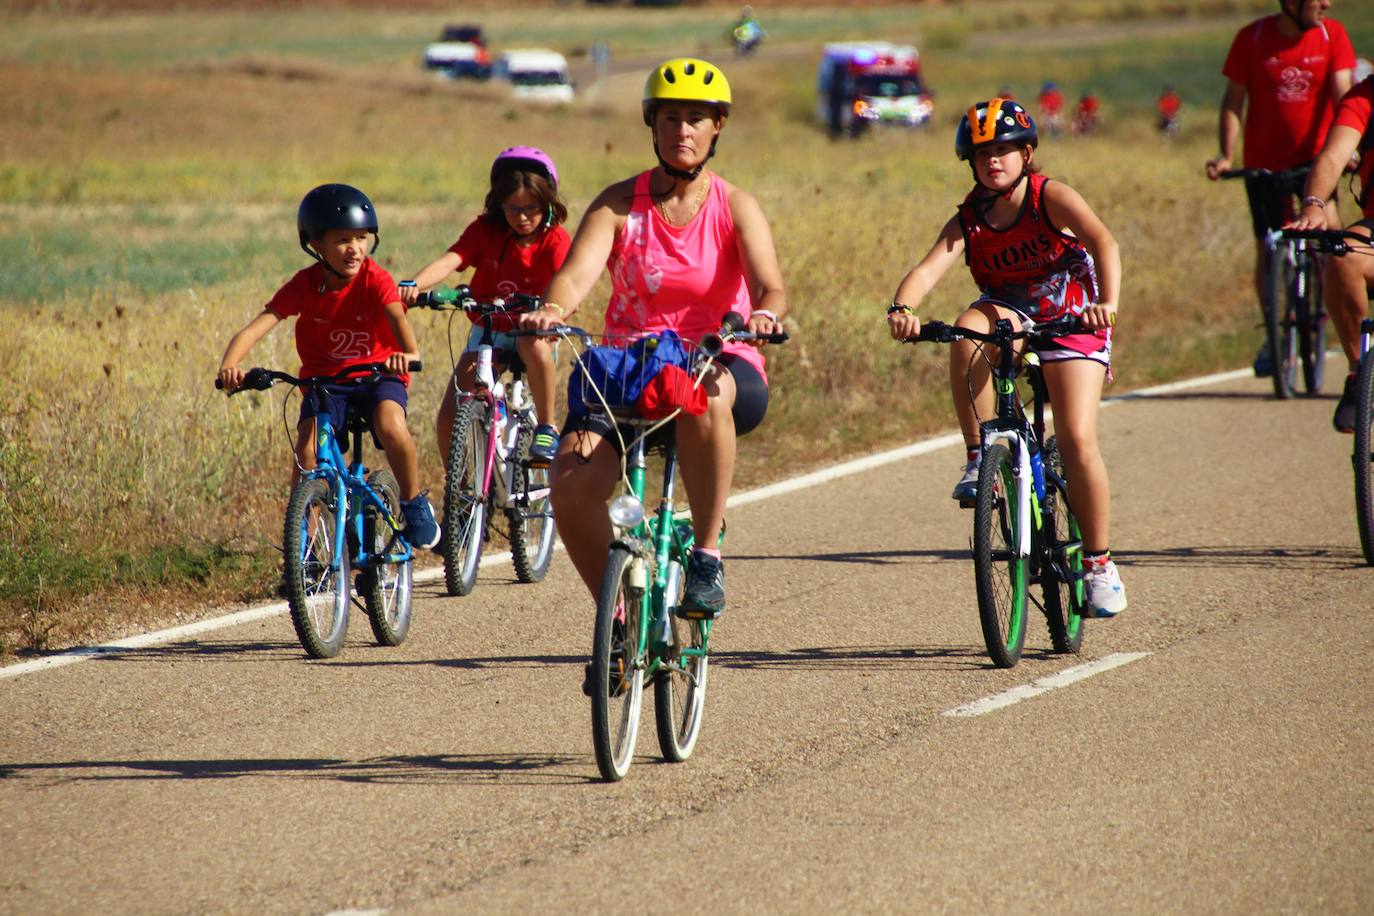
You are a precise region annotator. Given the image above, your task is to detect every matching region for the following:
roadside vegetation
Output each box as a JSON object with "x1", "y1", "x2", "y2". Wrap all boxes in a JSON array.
[{"x1": 1, "y1": 0, "x2": 1369, "y2": 655}]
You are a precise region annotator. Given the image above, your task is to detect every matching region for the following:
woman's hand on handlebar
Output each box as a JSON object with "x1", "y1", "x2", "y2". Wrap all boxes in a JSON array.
[
  {"x1": 746, "y1": 309, "x2": 783, "y2": 346},
  {"x1": 887, "y1": 308, "x2": 921, "y2": 341},
  {"x1": 1078, "y1": 301, "x2": 1117, "y2": 331},
  {"x1": 1284, "y1": 206, "x2": 1331, "y2": 233}
]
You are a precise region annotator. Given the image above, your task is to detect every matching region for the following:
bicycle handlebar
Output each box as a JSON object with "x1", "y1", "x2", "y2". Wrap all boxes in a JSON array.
[
  {"x1": 414, "y1": 285, "x2": 543, "y2": 314},
  {"x1": 1218, "y1": 166, "x2": 1310, "y2": 182},
  {"x1": 215, "y1": 360, "x2": 422, "y2": 393},
  {"x1": 904, "y1": 314, "x2": 1087, "y2": 346},
  {"x1": 1269, "y1": 227, "x2": 1374, "y2": 257}
]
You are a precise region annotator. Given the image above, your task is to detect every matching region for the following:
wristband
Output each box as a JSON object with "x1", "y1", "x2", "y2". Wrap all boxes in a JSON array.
[
  {"x1": 544, "y1": 302, "x2": 565, "y2": 316},
  {"x1": 887, "y1": 302, "x2": 914, "y2": 315},
  {"x1": 1301, "y1": 195, "x2": 1327, "y2": 210},
  {"x1": 750, "y1": 308, "x2": 778, "y2": 322},
  {"x1": 398, "y1": 280, "x2": 417, "y2": 288}
]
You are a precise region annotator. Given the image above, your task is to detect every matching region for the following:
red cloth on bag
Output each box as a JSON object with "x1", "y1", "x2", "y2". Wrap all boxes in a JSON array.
[{"x1": 636, "y1": 364, "x2": 707, "y2": 419}]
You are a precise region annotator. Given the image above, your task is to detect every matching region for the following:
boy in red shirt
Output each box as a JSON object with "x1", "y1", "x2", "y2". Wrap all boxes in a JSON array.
[
  {"x1": 1158, "y1": 85, "x2": 1182, "y2": 135},
  {"x1": 401, "y1": 147, "x2": 571, "y2": 467},
  {"x1": 217, "y1": 183, "x2": 440, "y2": 548},
  {"x1": 1205, "y1": 0, "x2": 1355, "y2": 375},
  {"x1": 1289, "y1": 74, "x2": 1374, "y2": 431}
]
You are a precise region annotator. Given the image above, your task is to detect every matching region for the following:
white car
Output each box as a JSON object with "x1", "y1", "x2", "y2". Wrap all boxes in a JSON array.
[{"x1": 496, "y1": 49, "x2": 574, "y2": 103}]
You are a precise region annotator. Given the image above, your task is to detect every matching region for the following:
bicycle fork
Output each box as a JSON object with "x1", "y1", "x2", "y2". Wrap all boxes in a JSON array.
[{"x1": 983, "y1": 429, "x2": 1042, "y2": 558}]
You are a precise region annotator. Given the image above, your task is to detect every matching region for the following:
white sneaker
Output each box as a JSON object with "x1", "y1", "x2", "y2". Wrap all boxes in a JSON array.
[
  {"x1": 951, "y1": 458, "x2": 980, "y2": 502},
  {"x1": 1086, "y1": 560, "x2": 1127, "y2": 618}
]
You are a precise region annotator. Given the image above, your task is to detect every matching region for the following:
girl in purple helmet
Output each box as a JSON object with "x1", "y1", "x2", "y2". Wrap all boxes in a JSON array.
[{"x1": 400, "y1": 146, "x2": 571, "y2": 466}]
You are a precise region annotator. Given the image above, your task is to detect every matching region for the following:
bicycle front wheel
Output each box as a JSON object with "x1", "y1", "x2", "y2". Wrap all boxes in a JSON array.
[
  {"x1": 591, "y1": 546, "x2": 645, "y2": 781},
  {"x1": 1040, "y1": 440, "x2": 1086, "y2": 654},
  {"x1": 1354, "y1": 353, "x2": 1374, "y2": 565},
  {"x1": 1265, "y1": 247, "x2": 1298, "y2": 399},
  {"x1": 973, "y1": 443, "x2": 1029, "y2": 668},
  {"x1": 654, "y1": 559, "x2": 708, "y2": 762},
  {"x1": 283, "y1": 478, "x2": 350, "y2": 659},
  {"x1": 443, "y1": 399, "x2": 489, "y2": 596},
  {"x1": 1297, "y1": 260, "x2": 1327, "y2": 396},
  {"x1": 362, "y1": 469, "x2": 413, "y2": 646},
  {"x1": 508, "y1": 412, "x2": 557, "y2": 583}
]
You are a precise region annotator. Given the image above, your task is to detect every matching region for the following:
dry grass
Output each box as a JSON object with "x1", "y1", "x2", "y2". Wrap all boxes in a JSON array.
[{"x1": 3, "y1": 0, "x2": 1352, "y2": 656}]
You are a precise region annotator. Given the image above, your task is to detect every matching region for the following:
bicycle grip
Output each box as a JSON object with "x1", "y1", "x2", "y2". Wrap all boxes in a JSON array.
[
  {"x1": 408, "y1": 360, "x2": 423, "y2": 373},
  {"x1": 214, "y1": 378, "x2": 224, "y2": 390}
]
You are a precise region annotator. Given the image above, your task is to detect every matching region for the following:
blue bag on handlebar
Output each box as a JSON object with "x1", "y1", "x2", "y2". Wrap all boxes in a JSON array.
[{"x1": 568, "y1": 331, "x2": 692, "y2": 416}]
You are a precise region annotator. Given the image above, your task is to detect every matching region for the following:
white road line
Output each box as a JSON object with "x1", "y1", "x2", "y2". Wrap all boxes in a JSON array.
[
  {"x1": 942, "y1": 652, "x2": 1152, "y2": 717},
  {"x1": 1, "y1": 363, "x2": 1257, "y2": 680}
]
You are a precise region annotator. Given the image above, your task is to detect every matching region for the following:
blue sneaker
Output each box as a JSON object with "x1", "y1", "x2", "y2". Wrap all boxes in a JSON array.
[
  {"x1": 527, "y1": 424, "x2": 559, "y2": 467},
  {"x1": 1253, "y1": 340, "x2": 1273, "y2": 378},
  {"x1": 400, "y1": 493, "x2": 441, "y2": 549}
]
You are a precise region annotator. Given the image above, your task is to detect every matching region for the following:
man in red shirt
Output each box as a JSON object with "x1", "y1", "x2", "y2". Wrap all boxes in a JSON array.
[
  {"x1": 1289, "y1": 75, "x2": 1374, "y2": 431},
  {"x1": 1205, "y1": 0, "x2": 1355, "y2": 375}
]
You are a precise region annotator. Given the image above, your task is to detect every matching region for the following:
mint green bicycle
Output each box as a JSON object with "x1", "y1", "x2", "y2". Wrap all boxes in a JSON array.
[{"x1": 574, "y1": 314, "x2": 786, "y2": 781}]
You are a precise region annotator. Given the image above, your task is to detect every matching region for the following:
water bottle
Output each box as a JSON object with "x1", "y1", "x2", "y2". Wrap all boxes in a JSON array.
[{"x1": 1029, "y1": 445, "x2": 1045, "y2": 504}]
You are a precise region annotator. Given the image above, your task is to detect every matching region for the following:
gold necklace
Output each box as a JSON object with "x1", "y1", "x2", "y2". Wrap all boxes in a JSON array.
[{"x1": 657, "y1": 174, "x2": 710, "y2": 227}]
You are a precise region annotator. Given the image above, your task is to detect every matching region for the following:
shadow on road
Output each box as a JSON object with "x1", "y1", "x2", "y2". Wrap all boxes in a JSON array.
[
  {"x1": 730, "y1": 548, "x2": 967, "y2": 566},
  {"x1": 1118, "y1": 544, "x2": 1359, "y2": 570},
  {"x1": 0, "y1": 752, "x2": 592, "y2": 786},
  {"x1": 713, "y1": 643, "x2": 1015, "y2": 672}
]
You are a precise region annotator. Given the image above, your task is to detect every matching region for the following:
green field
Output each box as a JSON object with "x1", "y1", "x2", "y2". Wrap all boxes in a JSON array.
[{"x1": 2, "y1": 0, "x2": 1370, "y2": 654}]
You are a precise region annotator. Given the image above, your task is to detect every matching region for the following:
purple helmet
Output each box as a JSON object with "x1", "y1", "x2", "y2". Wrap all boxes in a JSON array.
[{"x1": 491, "y1": 146, "x2": 558, "y2": 189}]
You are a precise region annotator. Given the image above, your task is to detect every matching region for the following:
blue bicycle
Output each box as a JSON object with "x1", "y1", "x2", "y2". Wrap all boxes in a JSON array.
[{"x1": 220, "y1": 362, "x2": 420, "y2": 658}]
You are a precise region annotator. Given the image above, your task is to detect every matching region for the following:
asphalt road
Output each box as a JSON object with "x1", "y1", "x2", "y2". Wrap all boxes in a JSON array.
[{"x1": 3, "y1": 358, "x2": 1371, "y2": 914}]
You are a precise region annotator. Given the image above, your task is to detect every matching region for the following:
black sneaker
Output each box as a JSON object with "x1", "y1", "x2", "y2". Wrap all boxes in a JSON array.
[
  {"x1": 677, "y1": 552, "x2": 725, "y2": 620},
  {"x1": 1253, "y1": 340, "x2": 1273, "y2": 378},
  {"x1": 1334, "y1": 373, "x2": 1359, "y2": 434},
  {"x1": 527, "y1": 424, "x2": 559, "y2": 467}
]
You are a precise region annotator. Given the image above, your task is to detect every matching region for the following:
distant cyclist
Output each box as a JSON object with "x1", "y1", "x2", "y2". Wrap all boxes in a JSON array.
[
  {"x1": 1287, "y1": 71, "x2": 1374, "y2": 431},
  {"x1": 1038, "y1": 81, "x2": 1064, "y2": 137},
  {"x1": 1204, "y1": 0, "x2": 1355, "y2": 377},
  {"x1": 1158, "y1": 84, "x2": 1182, "y2": 137},
  {"x1": 531, "y1": 58, "x2": 788, "y2": 620},
  {"x1": 885, "y1": 99, "x2": 1127, "y2": 618},
  {"x1": 731, "y1": 5, "x2": 764, "y2": 55},
  {"x1": 1073, "y1": 91, "x2": 1101, "y2": 135}
]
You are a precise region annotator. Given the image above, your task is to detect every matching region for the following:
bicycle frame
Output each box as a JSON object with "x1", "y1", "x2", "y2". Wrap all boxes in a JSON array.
[{"x1": 303, "y1": 409, "x2": 413, "y2": 576}]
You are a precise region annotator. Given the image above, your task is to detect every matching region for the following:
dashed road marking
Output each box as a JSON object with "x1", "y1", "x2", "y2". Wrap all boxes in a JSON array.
[{"x1": 942, "y1": 652, "x2": 1152, "y2": 717}]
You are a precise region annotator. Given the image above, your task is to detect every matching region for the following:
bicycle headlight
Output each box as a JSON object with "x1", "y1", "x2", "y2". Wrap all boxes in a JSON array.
[{"x1": 608, "y1": 495, "x2": 645, "y2": 529}]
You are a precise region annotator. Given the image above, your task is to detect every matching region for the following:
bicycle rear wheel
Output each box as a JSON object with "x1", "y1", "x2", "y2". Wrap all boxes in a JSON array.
[
  {"x1": 361, "y1": 469, "x2": 412, "y2": 646},
  {"x1": 654, "y1": 559, "x2": 708, "y2": 762},
  {"x1": 1353, "y1": 352, "x2": 1374, "y2": 565},
  {"x1": 508, "y1": 412, "x2": 557, "y2": 583},
  {"x1": 973, "y1": 443, "x2": 1029, "y2": 668},
  {"x1": 1039, "y1": 440, "x2": 1086, "y2": 654},
  {"x1": 1265, "y1": 246, "x2": 1298, "y2": 399},
  {"x1": 443, "y1": 399, "x2": 489, "y2": 596},
  {"x1": 591, "y1": 546, "x2": 645, "y2": 781},
  {"x1": 283, "y1": 478, "x2": 350, "y2": 659}
]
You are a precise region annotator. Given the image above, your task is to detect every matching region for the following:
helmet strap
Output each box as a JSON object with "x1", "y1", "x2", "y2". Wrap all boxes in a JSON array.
[
  {"x1": 1278, "y1": 1, "x2": 1308, "y2": 31},
  {"x1": 651, "y1": 133, "x2": 718, "y2": 182},
  {"x1": 301, "y1": 232, "x2": 378, "y2": 280}
]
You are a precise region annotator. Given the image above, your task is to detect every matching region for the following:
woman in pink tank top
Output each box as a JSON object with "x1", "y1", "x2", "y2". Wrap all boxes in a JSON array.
[{"x1": 525, "y1": 57, "x2": 788, "y2": 619}]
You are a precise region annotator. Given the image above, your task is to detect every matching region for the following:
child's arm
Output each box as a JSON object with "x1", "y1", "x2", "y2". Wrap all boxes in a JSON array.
[
  {"x1": 1043, "y1": 182, "x2": 1120, "y2": 330},
  {"x1": 383, "y1": 300, "x2": 422, "y2": 375},
  {"x1": 887, "y1": 216, "x2": 965, "y2": 340},
  {"x1": 217, "y1": 309, "x2": 281, "y2": 391},
  {"x1": 400, "y1": 251, "x2": 463, "y2": 307}
]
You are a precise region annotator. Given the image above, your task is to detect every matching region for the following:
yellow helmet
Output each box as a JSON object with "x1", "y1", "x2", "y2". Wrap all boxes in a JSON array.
[{"x1": 642, "y1": 57, "x2": 732, "y2": 126}]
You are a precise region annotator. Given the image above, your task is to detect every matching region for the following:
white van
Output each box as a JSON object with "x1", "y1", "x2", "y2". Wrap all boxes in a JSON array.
[{"x1": 496, "y1": 49, "x2": 574, "y2": 103}]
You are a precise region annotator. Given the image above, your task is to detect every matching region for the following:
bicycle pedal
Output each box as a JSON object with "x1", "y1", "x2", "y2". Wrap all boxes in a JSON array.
[{"x1": 674, "y1": 606, "x2": 718, "y2": 622}]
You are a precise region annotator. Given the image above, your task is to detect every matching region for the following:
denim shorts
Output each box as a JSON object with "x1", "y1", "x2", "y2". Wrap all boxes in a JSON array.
[{"x1": 298, "y1": 376, "x2": 408, "y2": 434}]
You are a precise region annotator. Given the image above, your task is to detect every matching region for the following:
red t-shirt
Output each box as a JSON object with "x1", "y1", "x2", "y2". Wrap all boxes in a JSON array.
[
  {"x1": 1222, "y1": 15, "x2": 1356, "y2": 170},
  {"x1": 1038, "y1": 89, "x2": 1063, "y2": 115},
  {"x1": 448, "y1": 218, "x2": 572, "y2": 331},
  {"x1": 1158, "y1": 92, "x2": 1181, "y2": 118},
  {"x1": 265, "y1": 258, "x2": 405, "y2": 380},
  {"x1": 1334, "y1": 76, "x2": 1374, "y2": 218}
]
